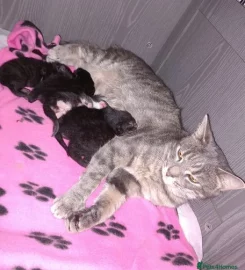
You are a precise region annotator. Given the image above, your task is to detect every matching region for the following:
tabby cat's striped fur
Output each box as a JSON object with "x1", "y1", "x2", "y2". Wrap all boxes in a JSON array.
[{"x1": 47, "y1": 43, "x2": 245, "y2": 233}]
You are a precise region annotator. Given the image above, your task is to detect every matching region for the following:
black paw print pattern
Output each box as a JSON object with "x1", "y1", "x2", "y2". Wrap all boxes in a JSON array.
[
  {"x1": 15, "y1": 142, "x2": 47, "y2": 161},
  {"x1": 27, "y1": 232, "x2": 72, "y2": 250},
  {"x1": 157, "y1": 221, "x2": 180, "y2": 240},
  {"x1": 32, "y1": 49, "x2": 45, "y2": 59},
  {"x1": 13, "y1": 266, "x2": 43, "y2": 270},
  {"x1": 9, "y1": 47, "x2": 25, "y2": 58},
  {"x1": 161, "y1": 252, "x2": 194, "y2": 266},
  {"x1": 19, "y1": 181, "x2": 55, "y2": 202},
  {"x1": 91, "y1": 216, "x2": 127, "y2": 238},
  {"x1": 0, "y1": 187, "x2": 8, "y2": 216},
  {"x1": 16, "y1": 106, "x2": 44, "y2": 124}
]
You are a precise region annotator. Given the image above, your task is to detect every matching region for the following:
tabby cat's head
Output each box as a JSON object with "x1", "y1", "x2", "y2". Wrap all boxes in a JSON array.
[{"x1": 162, "y1": 115, "x2": 245, "y2": 202}]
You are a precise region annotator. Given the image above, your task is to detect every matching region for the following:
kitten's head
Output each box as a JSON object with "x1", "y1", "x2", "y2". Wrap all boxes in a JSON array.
[
  {"x1": 74, "y1": 68, "x2": 95, "y2": 96},
  {"x1": 41, "y1": 62, "x2": 72, "y2": 80},
  {"x1": 162, "y1": 115, "x2": 245, "y2": 204},
  {"x1": 54, "y1": 63, "x2": 73, "y2": 78}
]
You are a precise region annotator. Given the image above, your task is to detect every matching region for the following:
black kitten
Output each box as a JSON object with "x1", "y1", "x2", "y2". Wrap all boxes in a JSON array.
[
  {"x1": 31, "y1": 68, "x2": 106, "y2": 135},
  {"x1": 28, "y1": 67, "x2": 96, "y2": 103},
  {"x1": 0, "y1": 57, "x2": 71, "y2": 98},
  {"x1": 55, "y1": 106, "x2": 137, "y2": 167}
]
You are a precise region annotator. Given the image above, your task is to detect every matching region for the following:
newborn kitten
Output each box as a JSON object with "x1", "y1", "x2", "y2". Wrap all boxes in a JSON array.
[
  {"x1": 47, "y1": 43, "x2": 245, "y2": 233},
  {"x1": 55, "y1": 105, "x2": 136, "y2": 167},
  {"x1": 28, "y1": 67, "x2": 96, "y2": 104},
  {"x1": 0, "y1": 57, "x2": 71, "y2": 98},
  {"x1": 30, "y1": 67, "x2": 107, "y2": 136},
  {"x1": 55, "y1": 106, "x2": 114, "y2": 167}
]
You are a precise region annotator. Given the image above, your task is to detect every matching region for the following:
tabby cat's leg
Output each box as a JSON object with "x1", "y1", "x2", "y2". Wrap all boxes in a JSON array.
[
  {"x1": 65, "y1": 167, "x2": 141, "y2": 232},
  {"x1": 47, "y1": 43, "x2": 106, "y2": 69},
  {"x1": 51, "y1": 137, "x2": 131, "y2": 219}
]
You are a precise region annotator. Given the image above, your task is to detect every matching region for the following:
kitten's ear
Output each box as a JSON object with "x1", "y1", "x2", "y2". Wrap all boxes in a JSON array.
[
  {"x1": 58, "y1": 64, "x2": 68, "y2": 73},
  {"x1": 193, "y1": 115, "x2": 214, "y2": 145},
  {"x1": 58, "y1": 65, "x2": 72, "y2": 78},
  {"x1": 218, "y1": 168, "x2": 245, "y2": 191}
]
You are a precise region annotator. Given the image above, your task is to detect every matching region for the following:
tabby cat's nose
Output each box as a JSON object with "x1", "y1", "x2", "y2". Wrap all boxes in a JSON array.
[{"x1": 166, "y1": 166, "x2": 180, "y2": 177}]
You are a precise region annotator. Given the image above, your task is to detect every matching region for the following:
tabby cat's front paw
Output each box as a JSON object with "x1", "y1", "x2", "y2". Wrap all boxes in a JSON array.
[
  {"x1": 51, "y1": 191, "x2": 84, "y2": 219},
  {"x1": 65, "y1": 205, "x2": 102, "y2": 233}
]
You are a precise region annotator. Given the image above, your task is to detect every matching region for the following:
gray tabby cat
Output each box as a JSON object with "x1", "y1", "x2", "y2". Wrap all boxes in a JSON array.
[{"x1": 47, "y1": 43, "x2": 245, "y2": 233}]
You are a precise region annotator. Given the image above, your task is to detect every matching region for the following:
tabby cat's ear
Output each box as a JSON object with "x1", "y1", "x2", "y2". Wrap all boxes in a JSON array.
[
  {"x1": 193, "y1": 115, "x2": 214, "y2": 145},
  {"x1": 218, "y1": 168, "x2": 245, "y2": 191}
]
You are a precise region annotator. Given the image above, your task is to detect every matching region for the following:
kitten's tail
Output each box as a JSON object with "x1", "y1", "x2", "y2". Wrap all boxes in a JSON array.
[{"x1": 42, "y1": 103, "x2": 60, "y2": 136}]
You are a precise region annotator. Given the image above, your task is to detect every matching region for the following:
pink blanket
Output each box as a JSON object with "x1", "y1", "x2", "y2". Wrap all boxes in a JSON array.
[{"x1": 0, "y1": 21, "x2": 198, "y2": 270}]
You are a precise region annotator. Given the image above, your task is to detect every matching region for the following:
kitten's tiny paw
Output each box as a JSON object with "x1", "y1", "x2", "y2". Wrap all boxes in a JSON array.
[
  {"x1": 51, "y1": 192, "x2": 84, "y2": 219},
  {"x1": 92, "y1": 100, "x2": 107, "y2": 110},
  {"x1": 22, "y1": 88, "x2": 31, "y2": 95},
  {"x1": 80, "y1": 98, "x2": 93, "y2": 108},
  {"x1": 99, "y1": 101, "x2": 107, "y2": 109}
]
